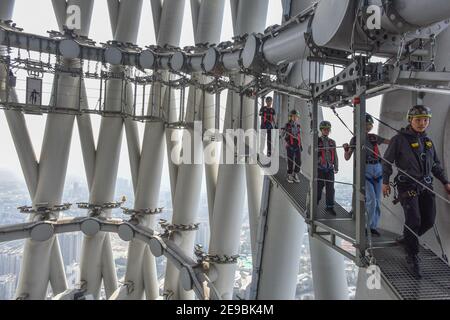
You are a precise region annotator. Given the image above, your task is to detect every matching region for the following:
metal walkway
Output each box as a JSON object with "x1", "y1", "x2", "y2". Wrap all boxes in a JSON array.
[{"x1": 260, "y1": 156, "x2": 450, "y2": 300}]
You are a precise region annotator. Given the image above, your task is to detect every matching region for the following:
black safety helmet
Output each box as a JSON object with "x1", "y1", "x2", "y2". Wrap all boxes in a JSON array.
[
  {"x1": 407, "y1": 105, "x2": 432, "y2": 121},
  {"x1": 319, "y1": 121, "x2": 332, "y2": 129},
  {"x1": 366, "y1": 114, "x2": 374, "y2": 125}
]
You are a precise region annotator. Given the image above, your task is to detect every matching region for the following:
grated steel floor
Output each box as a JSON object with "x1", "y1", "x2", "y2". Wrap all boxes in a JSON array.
[
  {"x1": 267, "y1": 157, "x2": 352, "y2": 220},
  {"x1": 372, "y1": 246, "x2": 450, "y2": 300}
]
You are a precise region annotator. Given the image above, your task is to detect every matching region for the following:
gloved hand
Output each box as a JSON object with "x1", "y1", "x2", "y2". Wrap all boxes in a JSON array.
[
  {"x1": 445, "y1": 183, "x2": 450, "y2": 195},
  {"x1": 382, "y1": 184, "x2": 391, "y2": 198}
]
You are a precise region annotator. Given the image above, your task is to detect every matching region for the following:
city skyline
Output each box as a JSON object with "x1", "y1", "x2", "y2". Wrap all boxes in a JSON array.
[{"x1": 0, "y1": 172, "x2": 357, "y2": 300}]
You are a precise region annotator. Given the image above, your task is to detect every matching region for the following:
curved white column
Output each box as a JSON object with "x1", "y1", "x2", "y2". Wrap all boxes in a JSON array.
[
  {"x1": 80, "y1": 0, "x2": 143, "y2": 299},
  {"x1": 208, "y1": 0, "x2": 269, "y2": 300},
  {"x1": 163, "y1": 0, "x2": 225, "y2": 300},
  {"x1": 2, "y1": 0, "x2": 94, "y2": 299},
  {"x1": 115, "y1": 0, "x2": 184, "y2": 300},
  {"x1": 257, "y1": 187, "x2": 306, "y2": 299}
]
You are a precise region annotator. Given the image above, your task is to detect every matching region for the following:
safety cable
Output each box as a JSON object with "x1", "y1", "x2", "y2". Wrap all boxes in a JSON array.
[
  {"x1": 329, "y1": 104, "x2": 450, "y2": 206},
  {"x1": 331, "y1": 107, "x2": 354, "y2": 135}
]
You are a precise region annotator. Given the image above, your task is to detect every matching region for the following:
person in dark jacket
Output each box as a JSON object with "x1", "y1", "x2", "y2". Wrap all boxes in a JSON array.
[
  {"x1": 317, "y1": 121, "x2": 338, "y2": 215},
  {"x1": 382, "y1": 105, "x2": 450, "y2": 279},
  {"x1": 283, "y1": 110, "x2": 302, "y2": 184},
  {"x1": 259, "y1": 96, "x2": 276, "y2": 157},
  {"x1": 343, "y1": 114, "x2": 390, "y2": 236}
]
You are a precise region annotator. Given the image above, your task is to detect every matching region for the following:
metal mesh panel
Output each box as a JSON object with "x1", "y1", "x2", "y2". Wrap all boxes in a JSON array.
[{"x1": 373, "y1": 247, "x2": 450, "y2": 300}]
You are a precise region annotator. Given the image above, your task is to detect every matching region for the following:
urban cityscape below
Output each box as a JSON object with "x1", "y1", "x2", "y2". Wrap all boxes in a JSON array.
[{"x1": 0, "y1": 168, "x2": 357, "y2": 300}]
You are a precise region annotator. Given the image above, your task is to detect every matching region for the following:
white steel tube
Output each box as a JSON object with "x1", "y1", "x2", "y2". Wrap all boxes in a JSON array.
[
  {"x1": 117, "y1": 0, "x2": 185, "y2": 300},
  {"x1": 13, "y1": 0, "x2": 95, "y2": 299},
  {"x1": 0, "y1": 1, "x2": 38, "y2": 201},
  {"x1": 80, "y1": 0, "x2": 142, "y2": 299},
  {"x1": 163, "y1": 0, "x2": 225, "y2": 300},
  {"x1": 208, "y1": 0, "x2": 269, "y2": 300},
  {"x1": 257, "y1": 187, "x2": 306, "y2": 299}
]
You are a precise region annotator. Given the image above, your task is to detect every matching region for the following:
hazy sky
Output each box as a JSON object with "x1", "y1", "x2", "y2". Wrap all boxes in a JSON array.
[{"x1": 0, "y1": 0, "x2": 382, "y2": 187}]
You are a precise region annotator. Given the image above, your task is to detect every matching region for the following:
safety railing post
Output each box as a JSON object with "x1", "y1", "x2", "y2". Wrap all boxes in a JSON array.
[
  {"x1": 309, "y1": 98, "x2": 319, "y2": 236},
  {"x1": 354, "y1": 93, "x2": 367, "y2": 266}
]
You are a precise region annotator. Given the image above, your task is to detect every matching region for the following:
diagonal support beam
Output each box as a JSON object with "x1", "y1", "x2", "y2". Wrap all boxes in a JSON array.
[
  {"x1": 107, "y1": 0, "x2": 120, "y2": 37},
  {"x1": 81, "y1": 0, "x2": 143, "y2": 299},
  {"x1": 150, "y1": 0, "x2": 162, "y2": 38}
]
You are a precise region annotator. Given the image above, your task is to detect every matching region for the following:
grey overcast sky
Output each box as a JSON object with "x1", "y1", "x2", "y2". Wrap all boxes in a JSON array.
[{"x1": 0, "y1": 0, "x2": 381, "y2": 186}]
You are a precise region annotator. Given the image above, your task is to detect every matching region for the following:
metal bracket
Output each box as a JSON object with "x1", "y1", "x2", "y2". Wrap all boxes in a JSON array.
[
  {"x1": 122, "y1": 207, "x2": 163, "y2": 216},
  {"x1": 18, "y1": 203, "x2": 72, "y2": 216},
  {"x1": 194, "y1": 244, "x2": 239, "y2": 264},
  {"x1": 159, "y1": 219, "x2": 200, "y2": 232},
  {"x1": 122, "y1": 207, "x2": 163, "y2": 224},
  {"x1": 77, "y1": 199, "x2": 125, "y2": 217}
]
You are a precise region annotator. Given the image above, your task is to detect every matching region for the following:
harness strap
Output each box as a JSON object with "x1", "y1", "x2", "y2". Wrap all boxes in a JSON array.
[{"x1": 393, "y1": 189, "x2": 419, "y2": 205}]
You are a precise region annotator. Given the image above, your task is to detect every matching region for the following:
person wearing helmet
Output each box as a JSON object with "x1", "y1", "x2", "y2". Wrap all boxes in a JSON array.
[
  {"x1": 317, "y1": 120, "x2": 339, "y2": 215},
  {"x1": 283, "y1": 110, "x2": 302, "y2": 183},
  {"x1": 259, "y1": 96, "x2": 276, "y2": 157},
  {"x1": 343, "y1": 114, "x2": 390, "y2": 236},
  {"x1": 382, "y1": 105, "x2": 450, "y2": 279}
]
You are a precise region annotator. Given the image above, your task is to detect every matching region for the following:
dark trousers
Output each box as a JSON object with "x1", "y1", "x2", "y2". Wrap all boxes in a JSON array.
[
  {"x1": 317, "y1": 169, "x2": 335, "y2": 208},
  {"x1": 286, "y1": 146, "x2": 301, "y2": 174},
  {"x1": 398, "y1": 185, "x2": 436, "y2": 256}
]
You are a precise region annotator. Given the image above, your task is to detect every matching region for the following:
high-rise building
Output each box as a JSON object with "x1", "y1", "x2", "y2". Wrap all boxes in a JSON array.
[
  {"x1": 65, "y1": 262, "x2": 80, "y2": 289},
  {"x1": 0, "y1": 247, "x2": 22, "y2": 284},
  {"x1": 0, "y1": 274, "x2": 16, "y2": 300}
]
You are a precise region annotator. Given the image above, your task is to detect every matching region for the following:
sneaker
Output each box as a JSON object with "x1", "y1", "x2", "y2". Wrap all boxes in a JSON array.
[
  {"x1": 326, "y1": 207, "x2": 337, "y2": 215},
  {"x1": 287, "y1": 174, "x2": 294, "y2": 184},
  {"x1": 293, "y1": 173, "x2": 300, "y2": 183},
  {"x1": 371, "y1": 229, "x2": 381, "y2": 237},
  {"x1": 406, "y1": 255, "x2": 422, "y2": 280}
]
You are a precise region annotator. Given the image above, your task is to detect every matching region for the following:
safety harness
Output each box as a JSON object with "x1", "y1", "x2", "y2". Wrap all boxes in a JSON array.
[
  {"x1": 367, "y1": 134, "x2": 380, "y2": 160},
  {"x1": 318, "y1": 137, "x2": 335, "y2": 167},
  {"x1": 286, "y1": 122, "x2": 302, "y2": 147},
  {"x1": 393, "y1": 133, "x2": 435, "y2": 204},
  {"x1": 261, "y1": 107, "x2": 274, "y2": 125}
]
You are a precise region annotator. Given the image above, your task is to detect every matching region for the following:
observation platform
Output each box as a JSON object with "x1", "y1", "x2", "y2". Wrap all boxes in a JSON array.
[{"x1": 259, "y1": 156, "x2": 450, "y2": 300}]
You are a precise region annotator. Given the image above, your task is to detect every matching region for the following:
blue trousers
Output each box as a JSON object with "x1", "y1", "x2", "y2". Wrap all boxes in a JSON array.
[{"x1": 365, "y1": 163, "x2": 383, "y2": 229}]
